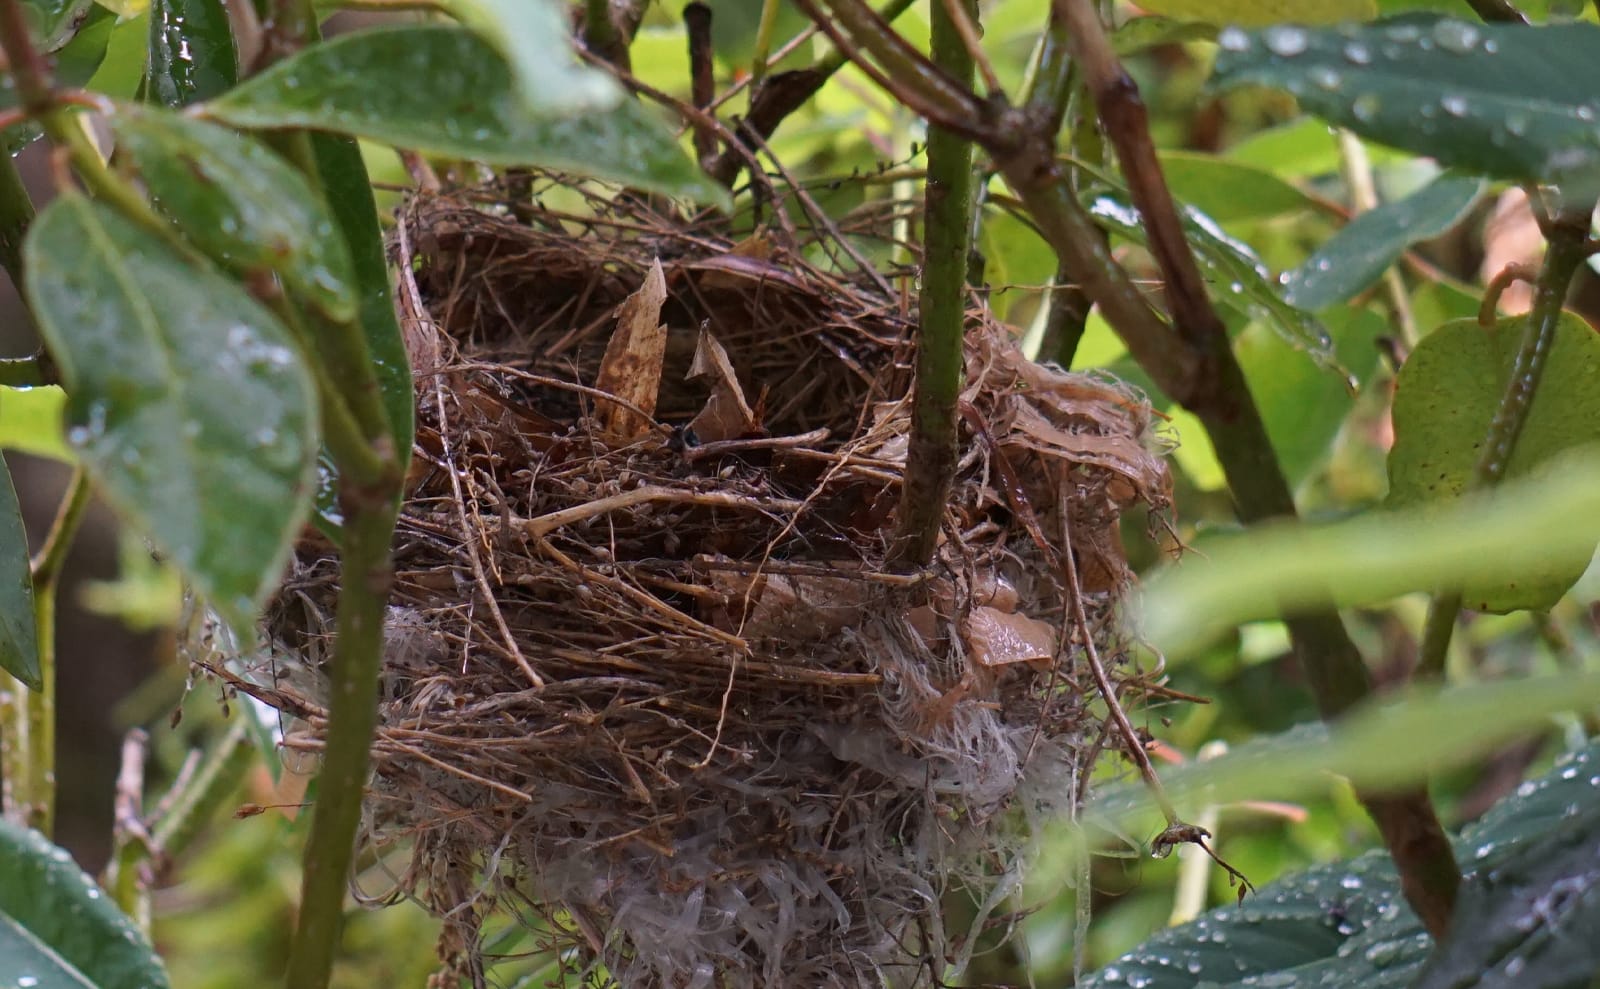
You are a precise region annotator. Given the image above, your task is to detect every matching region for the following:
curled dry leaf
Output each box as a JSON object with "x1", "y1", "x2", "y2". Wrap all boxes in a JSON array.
[
  {"x1": 963, "y1": 606, "x2": 1058, "y2": 669},
  {"x1": 594, "y1": 257, "x2": 668, "y2": 442},
  {"x1": 686, "y1": 326, "x2": 760, "y2": 442}
]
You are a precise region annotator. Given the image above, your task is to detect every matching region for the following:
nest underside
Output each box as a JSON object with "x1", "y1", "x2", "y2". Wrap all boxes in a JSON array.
[{"x1": 240, "y1": 177, "x2": 1174, "y2": 988}]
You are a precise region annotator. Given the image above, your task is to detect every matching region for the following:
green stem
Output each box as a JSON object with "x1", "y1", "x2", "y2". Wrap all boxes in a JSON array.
[
  {"x1": 0, "y1": 150, "x2": 34, "y2": 282},
  {"x1": 282, "y1": 494, "x2": 396, "y2": 989},
  {"x1": 1417, "y1": 591, "x2": 1462, "y2": 681},
  {"x1": 150, "y1": 718, "x2": 254, "y2": 859},
  {"x1": 22, "y1": 467, "x2": 89, "y2": 836},
  {"x1": 890, "y1": 0, "x2": 976, "y2": 568},
  {"x1": 1415, "y1": 214, "x2": 1587, "y2": 681},
  {"x1": 750, "y1": 0, "x2": 781, "y2": 90}
]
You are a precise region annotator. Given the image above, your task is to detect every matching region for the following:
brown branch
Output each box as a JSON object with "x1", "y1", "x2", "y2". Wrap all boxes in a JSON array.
[
  {"x1": 1463, "y1": 0, "x2": 1529, "y2": 23},
  {"x1": 684, "y1": 2, "x2": 718, "y2": 167}
]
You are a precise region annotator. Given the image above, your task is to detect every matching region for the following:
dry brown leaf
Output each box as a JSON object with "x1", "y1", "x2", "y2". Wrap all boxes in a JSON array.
[
  {"x1": 594, "y1": 258, "x2": 669, "y2": 442},
  {"x1": 686, "y1": 326, "x2": 760, "y2": 442},
  {"x1": 1002, "y1": 400, "x2": 1171, "y2": 506},
  {"x1": 962, "y1": 606, "x2": 1057, "y2": 668}
]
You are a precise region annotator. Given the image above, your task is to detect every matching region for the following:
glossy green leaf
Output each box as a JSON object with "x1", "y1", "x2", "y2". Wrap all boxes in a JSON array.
[
  {"x1": 23, "y1": 195, "x2": 317, "y2": 634},
  {"x1": 1142, "y1": 450, "x2": 1600, "y2": 658},
  {"x1": 0, "y1": 454, "x2": 38, "y2": 689},
  {"x1": 1212, "y1": 18, "x2": 1600, "y2": 199},
  {"x1": 0, "y1": 818, "x2": 172, "y2": 989},
  {"x1": 1387, "y1": 314, "x2": 1600, "y2": 612},
  {"x1": 1081, "y1": 739, "x2": 1600, "y2": 989},
  {"x1": 1134, "y1": 0, "x2": 1376, "y2": 24},
  {"x1": 146, "y1": 0, "x2": 237, "y2": 107},
  {"x1": 0, "y1": 385, "x2": 69, "y2": 462},
  {"x1": 87, "y1": 9, "x2": 149, "y2": 100},
  {"x1": 1416, "y1": 791, "x2": 1600, "y2": 988},
  {"x1": 109, "y1": 106, "x2": 359, "y2": 323},
  {"x1": 21, "y1": 0, "x2": 94, "y2": 51},
  {"x1": 311, "y1": 133, "x2": 415, "y2": 476},
  {"x1": 1086, "y1": 191, "x2": 1337, "y2": 366},
  {"x1": 1237, "y1": 305, "x2": 1383, "y2": 488},
  {"x1": 442, "y1": 0, "x2": 619, "y2": 115},
  {"x1": 1283, "y1": 174, "x2": 1482, "y2": 312},
  {"x1": 204, "y1": 25, "x2": 726, "y2": 205},
  {"x1": 1160, "y1": 151, "x2": 1318, "y2": 223},
  {"x1": 1, "y1": 5, "x2": 112, "y2": 154}
]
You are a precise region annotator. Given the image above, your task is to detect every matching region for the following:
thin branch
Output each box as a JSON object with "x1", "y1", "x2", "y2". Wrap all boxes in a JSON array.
[
  {"x1": 1463, "y1": 0, "x2": 1529, "y2": 23},
  {"x1": 1417, "y1": 213, "x2": 1589, "y2": 682},
  {"x1": 684, "y1": 3, "x2": 718, "y2": 167},
  {"x1": 707, "y1": 0, "x2": 919, "y2": 189},
  {"x1": 889, "y1": 0, "x2": 976, "y2": 567}
]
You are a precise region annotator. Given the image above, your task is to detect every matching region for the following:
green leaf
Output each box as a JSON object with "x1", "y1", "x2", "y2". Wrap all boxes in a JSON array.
[
  {"x1": 203, "y1": 25, "x2": 727, "y2": 205},
  {"x1": 22, "y1": 195, "x2": 317, "y2": 634},
  {"x1": 0, "y1": 818, "x2": 172, "y2": 989},
  {"x1": 0, "y1": 385, "x2": 69, "y2": 462},
  {"x1": 310, "y1": 133, "x2": 415, "y2": 477},
  {"x1": 1387, "y1": 314, "x2": 1600, "y2": 612},
  {"x1": 87, "y1": 9, "x2": 149, "y2": 100},
  {"x1": 146, "y1": 0, "x2": 237, "y2": 107},
  {"x1": 1081, "y1": 739, "x2": 1600, "y2": 989},
  {"x1": 1134, "y1": 0, "x2": 1376, "y2": 24},
  {"x1": 1160, "y1": 150, "x2": 1319, "y2": 224},
  {"x1": 1237, "y1": 305, "x2": 1383, "y2": 487},
  {"x1": 442, "y1": 0, "x2": 619, "y2": 115},
  {"x1": 109, "y1": 106, "x2": 359, "y2": 323},
  {"x1": 1141, "y1": 450, "x2": 1600, "y2": 658},
  {"x1": 0, "y1": 455, "x2": 38, "y2": 689},
  {"x1": 21, "y1": 0, "x2": 94, "y2": 51},
  {"x1": 1, "y1": 5, "x2": 112, "y2": 154},
  {"x1": 1086, "y1": 191, "x2": 1338, "y2": 367},
  {"x1": 1282, "y1": 173, "x2": 1483, "y2": 312},
  {"x1": 1211, "y1": 18, "x2": 1600, "y2": 199}
]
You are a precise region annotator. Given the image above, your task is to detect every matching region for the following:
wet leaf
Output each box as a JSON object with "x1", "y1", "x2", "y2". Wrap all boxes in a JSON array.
[
  {"x1": 1211, "y1": 17, "x2": 1600, "y2": 200},
  {"x1": 0, "y1": 385, "x2": 69, "y2": 462},
  {"x1": 110, "y1": 106, "x2": 358, "y2": 323},
  {"x1": 0, "y1": 455, "x2": 37, "y2": 689},
  {"x1": 1, "y1": 5, "x2": 113, "y2": 154},
  {"x1": 1237, "y1": 305, "x2": 1383, "y2": 488},
  {"x1": 310, "y1": 133, "x2": 415, "y2": 470},
  {"x1": 442, "y1": 0, "x2": 619, "y2": 115},
  {"x1": 0, "y1": 817, "x2": 172, "y2": 989},
  {"x1": 1160, "y1": 151, "x2": 1318, "y2": 224},
  {"x1": 1387, "y1": 314, "x2": 1600, "y2": 612},
  {"x1": 1282, "y1": 173, "x2": 1484, "y2": 312},
  {"x1": 1134, "y1": 0, "x2": 1376, "y2": 25},
  {"x1": 1081, "y1": 739, "x2": 1600, "y2": 989},
  {"x1": 1141, "y1": 451, "x2": 1600, "y2": 658},
  {"x1": 204, "y1": 25, "x2": 727, "y2": 205},
  {"x1": 21, "y1": 0, "x2": 94, "y2": 50},
  {"x1": 1086, "y1": 190, "x2": 1337, "y2": 366},
  {"x1": 145, "y1": 0, "x2": 236, "y2": 107},
  {"x1": 595, "y1": 259, "x2": 668, "y2": 442},
  {"x1": 23, "y1": 195, "x2": 317, "y2": 634}
]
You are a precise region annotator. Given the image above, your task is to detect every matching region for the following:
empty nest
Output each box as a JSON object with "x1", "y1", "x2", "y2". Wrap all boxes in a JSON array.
[{"x1": 239, "y1": 174, "x2": 1174, "y2": 987}]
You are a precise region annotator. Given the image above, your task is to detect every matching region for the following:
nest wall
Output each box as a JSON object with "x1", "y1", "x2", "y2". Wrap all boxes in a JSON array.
[{"x1": 242, "y1": 177, "x2": 1173, "y2": 988}]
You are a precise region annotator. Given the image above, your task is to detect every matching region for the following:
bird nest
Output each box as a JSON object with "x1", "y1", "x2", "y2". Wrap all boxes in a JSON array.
[{"x1": 225, "y1": 175, "x2": 1175, "y2": 987}]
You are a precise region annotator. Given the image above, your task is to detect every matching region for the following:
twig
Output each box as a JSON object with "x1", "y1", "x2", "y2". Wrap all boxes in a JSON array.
[
  {"x1": 1463, "y1": 0, "x2": 1529, "y2": 23},
  {"x1": 433, "y1": 379, "x2": 543, "y2": 689},
  {"x1": 684, "y1": 3, "x2": 718, "y2": 167},
  {"x1": 889, "y1": 0, "x2": 976, "y2": 568},
  {"x1": 1417, "y1": 213, "x2": 1589, "y2": 682}
]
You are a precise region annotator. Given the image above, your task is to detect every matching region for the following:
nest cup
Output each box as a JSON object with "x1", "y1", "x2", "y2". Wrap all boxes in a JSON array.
[{"x1": 246, "y1": 175, "x2": 1172, "y2": 987}]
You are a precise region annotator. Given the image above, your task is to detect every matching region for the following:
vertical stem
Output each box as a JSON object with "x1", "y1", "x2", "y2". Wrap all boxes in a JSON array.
[
  {"x1": 283, "y1": 496, "x2": 396, "y2": 989},
  {"x1": 750, "y1": 0, "x2": 781, "y2": 92},
  {"x1": 684, "y1": 3, "x2": 717, "y2": 167},
  {"x1": 0, "y1": 151, "x2": 34, "y2": 283},
  {"x1": 1415, "y1": 214, "x2": 1587, "y2": 682},
  {"x1": 889, "y1": 0, "x2": 976, "y2": 568},
  {"x1": 23, "y1": 467, "x2": 89, "y2": 837}
]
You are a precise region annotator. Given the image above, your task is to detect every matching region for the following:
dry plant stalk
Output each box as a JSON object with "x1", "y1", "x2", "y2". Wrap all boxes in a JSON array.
[{"x1": 213, "y1": 172, "x2": 1176, "y2": 988}]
